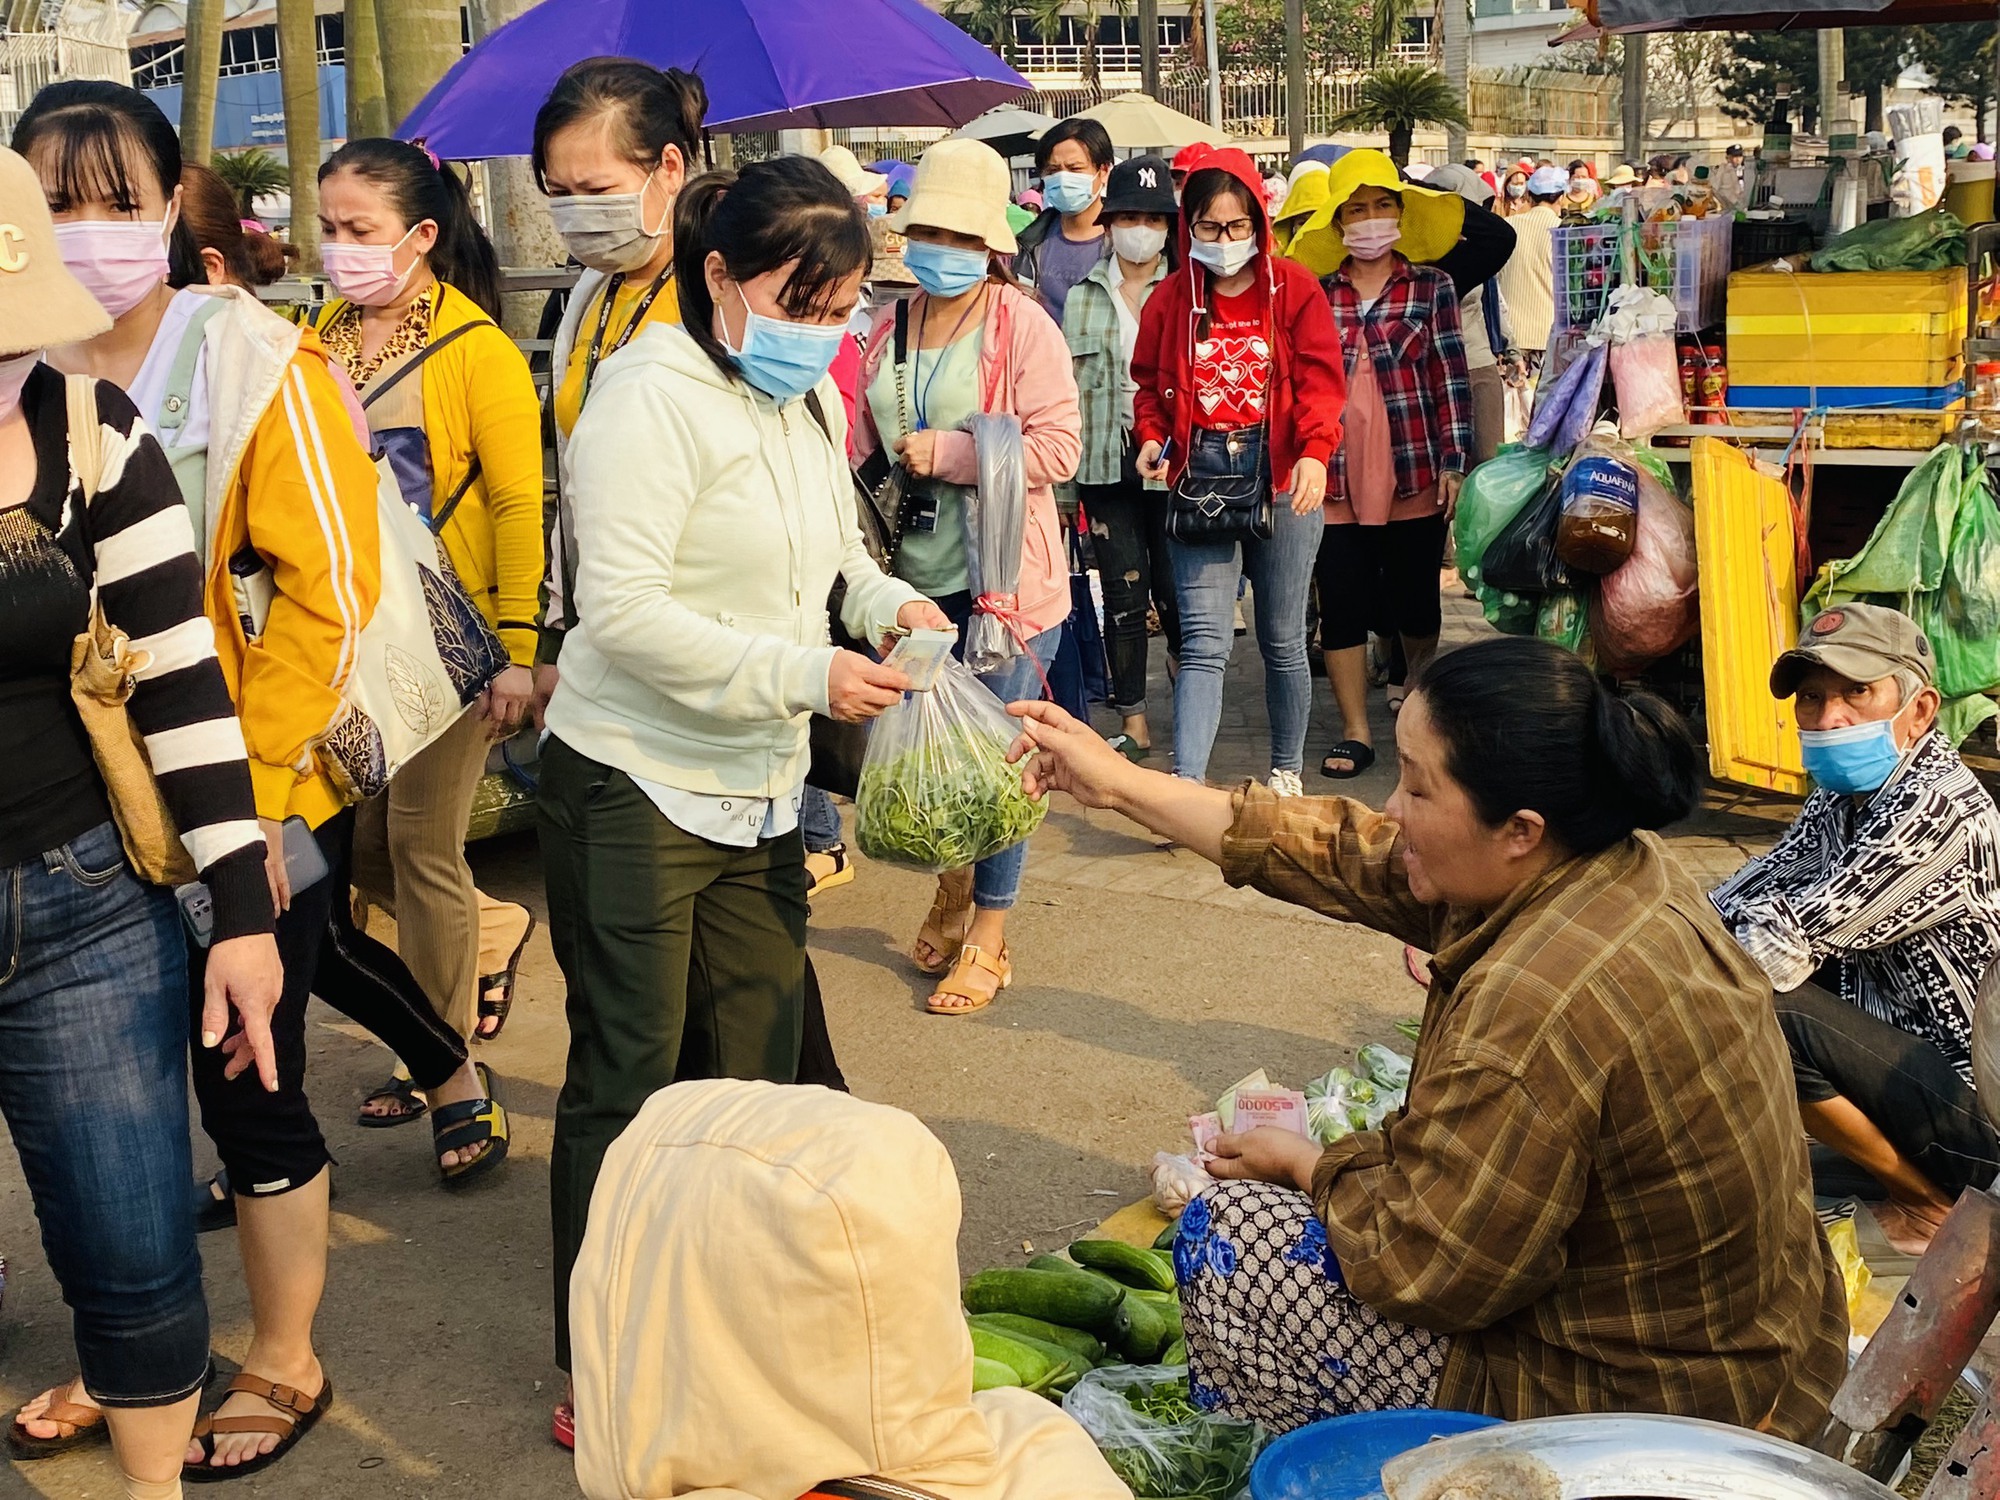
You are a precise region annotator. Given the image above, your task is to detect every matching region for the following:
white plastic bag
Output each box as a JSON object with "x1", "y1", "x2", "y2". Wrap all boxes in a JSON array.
[
  {"x1": 1152, "y1": 1152, "x2": 1213, "y2": 1217},
  {"x1": 964, "y1": 413, "x2": 1030, "y2": 674},
  {"x1": 1062, "y1": 1367, "x2": 1264, "y2": 1500},
  {"x1": 853, "y1": 655, "x2": 1047, "y2": 872},
  {"x1": 1611, "y1": 336, "x2": 1685, "y2": 439}
]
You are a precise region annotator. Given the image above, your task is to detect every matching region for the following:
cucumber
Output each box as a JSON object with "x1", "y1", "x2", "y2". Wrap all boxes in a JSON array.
[
  {"x1": 1070, "y1": 1238, "x2": 1177, "y2": 1293},
  {"x1": 967, "y1": 1321, "x2": 1090, "y2": 1391},
  {"x1": 1132, "y1": 1287, "x2": 1184, "y2": 1343},
  {"x1": 962, "y1": 1268, "x2": 1124, "y2": 1331},
  {"x1": 969, "y1": 1326, "x2": 1066, "y2": 1393},
  {"x1": 1025, "y1": 1253, "x2": 1083, "y2": 1276},
  {"x1": 1115, "y1": 1289, "x2": 1172, "y2": 1362},
  {"x1": 972, "y1": 1355, "x2": 1022, "y2": 1391},
  {"x1": 1153, "y1": 1221, "x2": 1181, "y2": 1251},
  {"x1": 1161, "y1": 1337, "x2": 1188, "y2": 1367},
  {"x1": 967, "y1": 1312, "x2": 1106, "y2": 1365}
]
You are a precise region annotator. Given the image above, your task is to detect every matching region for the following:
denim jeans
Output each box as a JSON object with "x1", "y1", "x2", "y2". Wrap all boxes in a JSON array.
[
  {"x1": 800, "y1": 785, "x2": 843, "y2": 854},
  {"x1": 1169, "y1": 499, "x2": 1319, "y2": 781},
  {"x1": 935, "y1": 591, "x2": 1062, "y2": 911},
  {"x1": 0, "y1": 820, "x2": 209, "y2": 1405}
]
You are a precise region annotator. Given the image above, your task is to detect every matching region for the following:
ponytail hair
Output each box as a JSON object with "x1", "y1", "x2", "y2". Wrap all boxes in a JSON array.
[
  {"x1": 319, "y1": 138, "x2": 502, "y2": 318},
  {"x1": 179, "y1": 161, "x2": 295, "y2": 287},
  {"x1": 673, "y1": 157, "x2": 868, "y2": 382},
  {"x1": 1415, "y1": 637, "x2": 1700, "y2": 856},
  {"x1": 532, "y1": 57, "x2": 707, "y2": 190}
]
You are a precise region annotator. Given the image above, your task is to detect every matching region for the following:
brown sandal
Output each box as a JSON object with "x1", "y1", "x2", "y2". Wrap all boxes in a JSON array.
[
  {"x1": 8, "y1": 1379, "x2": 108, "y2": 1460},
  {"x1": 910, "y1": 867, "x2": 974, "y2": 976},
  {"x1": 926, "y1": 943, "x2": 1012, "y2": 1016},
  {"x1": 184, "y1": 1372, "x2": 332, "y2": 1483}
]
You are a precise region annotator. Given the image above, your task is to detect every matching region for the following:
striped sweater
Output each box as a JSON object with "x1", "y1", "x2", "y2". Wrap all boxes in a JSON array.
[{"x1": 9, "y1": 364, "x2": 271, "y2": 941}]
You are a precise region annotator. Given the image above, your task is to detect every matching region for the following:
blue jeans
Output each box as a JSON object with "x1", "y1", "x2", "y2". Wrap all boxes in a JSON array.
[
  {"x1": 935, "y1": 591, "x2": 1062, "y2": 911},
  {"x1": 800, "y1": 785, "x2": 843, "y2": 854},
  {"x1": 1169, "y1": 498, "x2": 1319, "y2": 781},
  {"x1": 0, "y1": 820, "x2": 209, "y2": 1405}
]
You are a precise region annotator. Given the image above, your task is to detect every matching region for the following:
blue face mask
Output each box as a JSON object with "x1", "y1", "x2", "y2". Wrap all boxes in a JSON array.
[
  {"x1": 867, "y1": 201, "x2": 888, "y2": 219},
  {"x1": 1043, "y1": 170, "x2": 1099, "y2": 215},
  {"x1": 902, "y1": 239, "x2": 989, "y2": 298},
  {"x1": 1798, "y1": 715, "x2": 1906, "y2": 795},
  {"x1": 720, "y1": 286, "x2": 847, "y2": 403}
]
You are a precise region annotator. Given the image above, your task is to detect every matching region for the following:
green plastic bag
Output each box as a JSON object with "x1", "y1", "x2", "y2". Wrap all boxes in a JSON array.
[
  {"x1": 1918, "y1": 457, "x2": 2000, "y2": 699},
  {"x1": 1629, "y1": 442, "x2": 1677, "y2": 495},
  {"x1": 1536, "y1": 589, "x2": 1591, "y2": 657},
  {"x1": 1454, "y1": 446, "x2": 1555, "y2": 591},
  {"x1": 1802, "y1": 443, "x2": 1960, "y2": 617},
  {"x1": 1809, "y1": 207, "x2": 1967, "y2": 273}
]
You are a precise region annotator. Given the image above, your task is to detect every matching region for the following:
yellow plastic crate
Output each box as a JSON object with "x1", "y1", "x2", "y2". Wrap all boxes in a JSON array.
[
  {"x1": 1691, "y1": 438, "x2": 1808, "y2": 796},
  {"x1": 1727, "y1": 404, "x2": 1967, "y2": 450},
  {"x1": 1726, "y1": 266, "x2": 1967, "y2": 390},
  {"x1": 1726, "y1": 353, "x2": 1964, "y2": 389}
]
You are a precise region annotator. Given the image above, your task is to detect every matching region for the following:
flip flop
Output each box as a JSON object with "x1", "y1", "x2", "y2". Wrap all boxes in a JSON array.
[
  {"x1": 8, "y1": 1379, "x2": 109, "y2": 1460},
  {"x1": 476, "y1": 913, "x2": 536, "y2": 1041},
  {"x1": 357, "y1": 1074, "x2": 426, "y2": 1129},
  {"x1": 1846, "y1": 1199, "x2": 1923, "y2": 1276},
  {"x1": 1105, "y1": 734, "x2": 1152, "y2": 763},
  {"x1": 1320, "y1": 740, "x2": 1376, "y2": 779},
  {"x1": 183, "y1": 1373, "x2": 332, "y2": 1483}
]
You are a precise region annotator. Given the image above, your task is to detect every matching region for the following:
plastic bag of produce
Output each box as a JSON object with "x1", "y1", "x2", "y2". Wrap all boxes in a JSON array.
[
  {"x1": 854, "y1": 655, "x2": 1047, "y2": 871},
  {"x1": 1480, "y1": 469, "x2": 1573, "y2": 595},
  {"x1": 1356, "y1": 1042, "x2": 1412, "y2": 1090},
  {"x1": 1917, "y1": 453, "x2": 2000, "y2": 699},
  {"x1": 1454, "y1": 445, "x2": 1555, "y2": 591},
  {"x1": 1062, "y1": 1367, "x2": 1264, "y2": 1500},
  {"x1": 964, "y1": 414, "x2": 1030, "y2": 674},
  {"x1": 1556, "y1": 432, "x2": 1640, "y2": 574},
  {"x1": 1303, "y1": 1057, "x2": 1410, "y2": 1145},
  {"x1": 1610, "y1": 334, "x2": 1685, "y2": 439},
  {"x1": 1525, "y1": 340, "x2": 1607, "y2": 460},
  {"x1": 1593, "y1": 462, "x2": 1698, "y2": 674}
]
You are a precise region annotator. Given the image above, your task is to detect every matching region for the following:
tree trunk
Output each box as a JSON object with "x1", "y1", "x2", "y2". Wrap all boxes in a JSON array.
[
  {"x1": 1863, "y1": 80, "x2": 1884, "y2": 135},
  {"x1": 1389, "y1": 125, "x2": 1413, "y2": 167},
  {"x1": 1139, "y1": 0, "x2": 1159, "y2": 97},
  {"x1": 1284, "y1": 0, "x2": 1305, "y2": 159},
  {"x1": 276, "y1": 0, "x2": 320, "y2": 270},
  {"x1": 1621, "y1": 32, "x2": 1647, "y2": 166},
  {"x1": 1440, "y1": 0, "x2": 1469, "y2": 163},
  {"x1": 467, "y1": 0, "x2": 566, "y2": 337},
  {"x1": 377, "y1": 0, "x2": 462, "y2": 131},
  {"x1": 344, "y1": 0, "x2": 390, "y2": 139},
  {"x1": 181, "y1": 0, "x2": 225, "y2": 166}
]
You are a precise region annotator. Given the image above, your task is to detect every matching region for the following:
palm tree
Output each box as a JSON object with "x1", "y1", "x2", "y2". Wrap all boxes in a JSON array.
[
  {"x1": 276, "y1": 0, "x2": 320, "y2": 268},
  {"x1": 1369, "y1": 0, "x2": 1412, "y2": 62},
  {"x1": 345, "y1": 0, "x2": 391, "y2": 139},
  {"x1": 181, "y1": 0, "x2": 225, "y2": 165},
  {"x1": 378, "y1": 0, "x2": 462, "y2": 129},
  {"x1": 212, "y1": 147, "x2": 290, "y2": 214},
  {"x1": 1332, "y1": 62, "x2": 1469, "y2": 166}
]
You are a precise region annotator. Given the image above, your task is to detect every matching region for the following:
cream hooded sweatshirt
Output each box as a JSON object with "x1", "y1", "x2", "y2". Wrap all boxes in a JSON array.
[{"x1": 570, "y1": 1080, "x2": 1132, "y2": 1500}]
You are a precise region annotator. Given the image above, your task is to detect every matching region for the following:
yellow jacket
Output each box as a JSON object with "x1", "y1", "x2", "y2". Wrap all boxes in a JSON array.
[
  {"x1": 187, "y1": 287, "x2": 383, "y2": 829},
  {"x1": 317, "y1": 283, "x2": 545, "y2": 666}
]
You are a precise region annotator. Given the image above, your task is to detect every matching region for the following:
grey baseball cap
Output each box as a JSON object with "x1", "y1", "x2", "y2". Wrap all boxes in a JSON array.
[{"x1": 1770, "y1": 602, "x2": 1935, "y2": 697}]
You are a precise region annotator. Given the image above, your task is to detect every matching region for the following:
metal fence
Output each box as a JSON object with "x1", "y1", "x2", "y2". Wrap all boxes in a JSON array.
[
  {"x1": 0, "y1": 19, "x2": 130, "y2": 138},
  {"x1": 1470, "y1": 67, "x2": 1620, "y2": 139}
]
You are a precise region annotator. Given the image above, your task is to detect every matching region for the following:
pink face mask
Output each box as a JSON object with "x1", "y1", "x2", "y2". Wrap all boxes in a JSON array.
[
  {"x1": 52, "y1": 216, "x2": 173, "y2": 319},
  {"x1": 0, "y1": 352, "x2": 38, "y2": 421},
  {"x1": 321, "y1": 224, "x2": 424, "y2": 307},
  {"x1": 1344, "y1": 218, "x2": 1402, "y2": 261}
]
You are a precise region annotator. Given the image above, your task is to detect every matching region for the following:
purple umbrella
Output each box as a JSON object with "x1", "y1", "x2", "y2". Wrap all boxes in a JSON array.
[{"x1": 399, "y1": 0, "x2": 1029, "y2": 159}]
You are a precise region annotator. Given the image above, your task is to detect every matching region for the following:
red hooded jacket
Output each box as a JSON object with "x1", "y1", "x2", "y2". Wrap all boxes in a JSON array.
[{"x1": 1132, "y1": 148, "x2": 1346, "y2": 489}]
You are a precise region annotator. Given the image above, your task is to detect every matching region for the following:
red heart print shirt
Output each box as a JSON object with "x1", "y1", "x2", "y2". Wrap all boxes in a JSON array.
[{"x1": 1192, "y1": 286, "x2": 1272, "y2": 431}]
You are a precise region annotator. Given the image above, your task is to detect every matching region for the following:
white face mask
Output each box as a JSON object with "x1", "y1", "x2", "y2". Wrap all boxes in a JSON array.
[
  {"x1": 1189, "y1": 237, "x2": 1256, "y2": 278},
  {"x1": 548, "y1": 169, "x2": 670, "y2": 274},
  {"x1": 1110, "y1": 224, "x2": 1167, "y2": 265}
]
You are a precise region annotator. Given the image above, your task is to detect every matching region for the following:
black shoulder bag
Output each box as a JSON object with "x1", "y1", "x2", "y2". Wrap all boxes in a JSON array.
[{"x1": 1164, "y1": 299, "x2": 1275, "y2": 544}]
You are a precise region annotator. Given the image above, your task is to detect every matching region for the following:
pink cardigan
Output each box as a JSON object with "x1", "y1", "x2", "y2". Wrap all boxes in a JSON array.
[{"x1": 851, "y1": 281, "x2": 1081, "y2": 637}]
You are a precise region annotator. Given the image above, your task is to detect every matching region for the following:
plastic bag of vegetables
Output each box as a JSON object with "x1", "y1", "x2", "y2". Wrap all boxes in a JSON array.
[
  {"x1": 1062, "y1": 1367, "x2": 1264, "y2": 1500},
  {"x1": 854, "y1": 655, "x2": 1048, "y2": 872}
]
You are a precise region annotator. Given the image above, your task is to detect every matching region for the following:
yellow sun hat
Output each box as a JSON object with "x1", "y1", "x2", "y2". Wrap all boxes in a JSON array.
[
  {"x1": 1273, "y1": 169, "x2": 1331, "y2": 257},
  {"x1": 1287, "y1": 146, "x2": 1466, "y2": 277}
]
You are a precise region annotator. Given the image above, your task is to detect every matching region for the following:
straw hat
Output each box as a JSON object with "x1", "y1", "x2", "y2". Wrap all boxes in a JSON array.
[
  {"x1": 887, "y1": 138, "x2": 1016, "y2": 255},
  {"x1": 818, "y1": 144, "x2": 888, "y2": 200},
  {"x1": 1604, "y1": 164, "x2": 1639, "y2": 187},
  {"x1": 1288, "y1": 147, "x2": 1465, "y2": 277},
  {"x1": 0, "y1": 147, "x2": 112, "y2": 354}
]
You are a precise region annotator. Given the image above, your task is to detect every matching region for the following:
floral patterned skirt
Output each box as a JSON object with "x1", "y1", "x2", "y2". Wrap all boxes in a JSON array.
[{"x1": 1175, "y1": 1180, "x2": 1451, "y2": 1435}]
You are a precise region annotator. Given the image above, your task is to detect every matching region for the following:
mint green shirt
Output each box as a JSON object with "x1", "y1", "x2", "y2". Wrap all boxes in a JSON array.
[{"x1": 866, "y1": 326, "x2": 982, "y2": 598}]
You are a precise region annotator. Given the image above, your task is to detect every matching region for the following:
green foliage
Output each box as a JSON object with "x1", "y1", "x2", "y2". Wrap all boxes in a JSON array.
[
  {"x1": 1331, "y1": 62, "x2": 1469, "y2": 164},
  {"x1": 210, "y1": 148, "x2": 290, "y2": 214},
  {"x1": 1715, "y1": 26, "x2": 1910, "y2": 131},
  {"x1": 943, "y1": 0, "x2": 1065, "y2": 57},
  {"x1": 1212, "y1": 0, "x2": 1373, "y2": 79},
  {"x1": 1909, "y1": 22, "x2": 1996, "y2": 130}
]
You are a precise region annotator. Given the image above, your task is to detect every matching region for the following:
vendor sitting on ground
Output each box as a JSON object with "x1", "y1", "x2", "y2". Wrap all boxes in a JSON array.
[
  {"x1": 1711, "y1": 603, "x2": 2000, "y2": 1257},
  {"x1": 1005, "y1": 636, "x2": 1847, "y2": 1438}
]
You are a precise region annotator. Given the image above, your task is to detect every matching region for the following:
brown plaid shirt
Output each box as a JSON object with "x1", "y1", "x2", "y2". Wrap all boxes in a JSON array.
[{"x1": 1221, "y1": 784, "x2": 1848, "y2": 1440}]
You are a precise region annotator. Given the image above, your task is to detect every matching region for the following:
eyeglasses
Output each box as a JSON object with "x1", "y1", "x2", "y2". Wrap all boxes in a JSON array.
[{"x1": 1190, "y1": 216, "x2": 1255, "y2": 243}]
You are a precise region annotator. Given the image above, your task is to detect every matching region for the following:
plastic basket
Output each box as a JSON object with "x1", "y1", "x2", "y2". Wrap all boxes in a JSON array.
[
  {"x1": 1732, "y1": 217, "x2": 1815, "y2": 268},
  {"x1": 1553, "y1": 216, "x2": 1733, "y2": 335},
  {"x1": 1250, "y1": 1410, "x2": 1505, "y2": 1500}
]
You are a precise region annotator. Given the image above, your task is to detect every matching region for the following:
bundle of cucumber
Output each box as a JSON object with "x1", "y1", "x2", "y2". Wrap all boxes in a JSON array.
[{"x1": 961, "y1": 1234, "x2": 1186, "y2": 1398}]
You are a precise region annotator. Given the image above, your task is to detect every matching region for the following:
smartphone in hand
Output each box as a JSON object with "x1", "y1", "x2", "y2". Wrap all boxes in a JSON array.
[{"x1": 176, "y1": 815, "x2": 327, "y2": 946}]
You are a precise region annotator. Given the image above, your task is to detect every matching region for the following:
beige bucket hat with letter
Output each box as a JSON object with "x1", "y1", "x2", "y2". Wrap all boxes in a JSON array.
[
  {"x1": 887, "y1": 137, "x2": 1017, "y2": 255},
  {"x1": 0, "y1": 147, "x2": 113, "y2": 355}
]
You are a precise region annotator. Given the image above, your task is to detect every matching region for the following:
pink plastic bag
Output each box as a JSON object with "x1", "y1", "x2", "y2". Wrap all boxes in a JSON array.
[
  {"x1": 1591, "y1": 466, "x2": 1698, "y2": 673},
  {"x1": 1610, "y1": 333, "x2": 1685, "y2": 439}
]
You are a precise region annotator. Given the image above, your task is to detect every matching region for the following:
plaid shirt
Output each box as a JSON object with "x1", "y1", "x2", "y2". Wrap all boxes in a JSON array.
[
  {"x1": 1063, "y1": 255, "x2": 1169, "y2": 489},
  {"x1": 1323, "y1": 260, "x2": 1473, "y2": 502},
  {"x1": 1709, "y1": 729, "x2": 2000, "y2": 1084},
  {"x1": 1221, "y1": 784, "x2": 1848, "y2": 1440}
]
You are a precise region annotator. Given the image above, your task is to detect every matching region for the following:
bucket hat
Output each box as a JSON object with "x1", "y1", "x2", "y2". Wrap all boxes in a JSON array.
[
  {"x1": 817, "y1": 144, "x2": 888, "y2": 200},
  {"x1": 887, "y1": 138, "x2": 1017, "y2": 255},
  {"x1": 1604, "y1": 164, "x2": 1640, "y2": 187},
  {"x1": 1101, "y1": 154, "x2": 1175, "y2": 217},
  {"x1": 1289, "y1": 146, "x2": 1465, "y2": 276},
  {"x1": 0, "y1": 147, "x2": 113, "y2": 354}
]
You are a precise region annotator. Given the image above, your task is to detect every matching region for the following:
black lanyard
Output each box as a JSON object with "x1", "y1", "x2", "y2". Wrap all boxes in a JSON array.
[{"x1": 580, "y1": 264, "x2": 673, "y2": 406}]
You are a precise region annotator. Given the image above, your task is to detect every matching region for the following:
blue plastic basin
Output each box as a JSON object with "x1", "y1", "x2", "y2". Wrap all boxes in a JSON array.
[{"x1": 1249, "y1": 1409, "x2": 1505, "y2": 1500}]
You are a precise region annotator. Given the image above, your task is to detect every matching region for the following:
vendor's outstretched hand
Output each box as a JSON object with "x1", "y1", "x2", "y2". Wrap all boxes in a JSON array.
[
  {"x1": 1208, "y1": 1127, "x2": 1322, "y2": 1193},
  {"x1": 1006, "y1": 699, "x2": 1138, "y2": 809}
]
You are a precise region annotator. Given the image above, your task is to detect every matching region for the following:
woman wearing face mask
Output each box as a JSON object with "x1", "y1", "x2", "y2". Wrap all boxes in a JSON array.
[
  {"x1": 850, "y1": 139, "x2": 1082, "y2": 1016},
  {"x1": 15, "y1": 81, "x2": 454, "y2": 1480},
  {"x1": 1132, "y1": 148, "x2": 1345, "y2": 796},
  {"x1": 1498, "y1": 165, "x2": 1532, "y2": 215},
  {"x1": 537, "y1": 155, "x2": 945, "y2": 1435},
  {"x1": 1313, "y1": 152, "x2": 1471, "y2": 781},
  {"x1": 308, "y1": 138, "x2": 539, "y2": 1177},
  {"x1": 1062, "y1": 153, "x2": 1181, "y2": 762},
  {"x1": 0, "y1": 144, "x2": 282, "y2": 1500}
]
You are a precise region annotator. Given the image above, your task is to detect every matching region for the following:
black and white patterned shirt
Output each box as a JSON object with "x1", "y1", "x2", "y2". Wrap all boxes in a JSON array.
[{"x1": 1709, "y1": 729, "x2": 2000, "y2": 1083}]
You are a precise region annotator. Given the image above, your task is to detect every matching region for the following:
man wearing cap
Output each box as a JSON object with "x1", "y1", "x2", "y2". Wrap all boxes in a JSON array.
[
  {"x1": 1496, "y1": 163, "x2": 1564, "y2": 362},
  {"x1": 1723, "y1": 144, "x2": 1747, "y2": 193},
  {"x1": 1711, "y1": 604, "x2": 2000, "y2": 1255}
]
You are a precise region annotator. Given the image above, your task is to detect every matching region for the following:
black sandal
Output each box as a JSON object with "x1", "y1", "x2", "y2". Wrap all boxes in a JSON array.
[
  {"x1": 183, "y1": 1373, "x2": 332, "y2": 1483},
  {"x1": 357, "y1": 1074, "x2": 426, "y2": 1128},
  {"x1": 433, "y1": 1062, "x2": 509, "y2": 1190},
  {"x1": 475, "y1": 913, "x2": 535, "y2": 1041},
  {"x1": 1320, "y1": 740, "x2": 1377, "y2": 779}
]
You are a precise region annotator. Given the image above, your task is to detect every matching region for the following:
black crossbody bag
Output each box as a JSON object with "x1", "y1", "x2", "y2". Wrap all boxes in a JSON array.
[{"x1": 1166, "y1": 419, "x2": 1273, "y2": 544}]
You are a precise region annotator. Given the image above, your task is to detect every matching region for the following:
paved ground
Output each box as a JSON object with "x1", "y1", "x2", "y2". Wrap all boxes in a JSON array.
[{"x1": 0, "y1": 583, "x2": 1844, "y2": 1500}]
